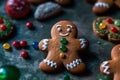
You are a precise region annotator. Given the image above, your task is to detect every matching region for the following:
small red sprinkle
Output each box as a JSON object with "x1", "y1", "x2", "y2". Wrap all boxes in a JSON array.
[
  {"x1": 20, "y1": 40, "x2": 27, "y2": 47},
  {"x1": 12, "y1": 41, "x2": 20, "y2": 49},
  {"x1": 20, "y1": 50, "x2": 29, "y2": 59},
  {"x1": 26, "y1": 22, "x2": 33, "y2": 29},
  {"x1": 0, "y1": 18, "x2": 3, "y2": 24},
  {"x1": 111, "y1": 27, "x2": 118, "y2": 33},
  {"x1": 106, "y1": 18, "x2": 114, "y2": 24},
  {"x1": 0, "y1": 24, "x2": 7, "y2": 31}
]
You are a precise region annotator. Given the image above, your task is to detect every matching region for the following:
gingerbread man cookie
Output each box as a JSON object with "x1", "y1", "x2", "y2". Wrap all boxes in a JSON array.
[
  {"x1": 87, "y1": 0, "x2": 120, "y2": 14},
  {"x1": 100, "y1": 44, "x2": 120, "y2": 80},
  {"x1": 39, "y1": 20, "x2": 89, "y2": 74},
  {"x1": 93, "y1": 17, "x2": 120, "y2": 43}
]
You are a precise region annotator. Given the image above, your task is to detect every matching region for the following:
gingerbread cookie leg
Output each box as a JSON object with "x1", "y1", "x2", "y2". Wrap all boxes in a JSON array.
[
  {"x1": 39, "y1": 59, "x2": 60, "y2": 73},
  {"x1": 92, "y1": 0, "x2": 113, "y2": 14},
  {"x1": 63, "y1": 57, "x2": 86, "y2": 74}
]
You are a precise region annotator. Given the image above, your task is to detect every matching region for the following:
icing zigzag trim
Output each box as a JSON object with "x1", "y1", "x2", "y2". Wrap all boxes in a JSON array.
[
  {"x1": 66, "y1": 58, "x2": 82, "y2": 70},
  {"x1": 79, "y1": 38, "x2": 86, "y2": 48},
  {"x1": 101, "y1": 61, "x2": 110, "y2": 75},
  {"x1": 43, "y1": 59, "x2": 57, "y2": 68},
  {"x1": 94, "y1": 2, "x2": 109, "y2": 8},
  {"x1": 42, "y1": 39, "x2": 49, "y2": 50}
]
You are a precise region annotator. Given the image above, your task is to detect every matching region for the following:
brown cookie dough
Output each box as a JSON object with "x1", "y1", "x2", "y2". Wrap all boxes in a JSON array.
[
  {"x1": 27, "y1": 0, "x2": 46, "y2": 5},
  {"x1": 100, "y1": 44, "x2": 120, "y2": 80},
  {"x1": 39, "y1": 20, "x2": 89, "y2": 74},
  {"x1": 93, "y1": 17, "x2": 120, "y2": 43},
  {"x1": 53, "y1": 0, "x2": 72, "y2": 6},
  {"x1": 92, "y1": 0, "x2": 113, "y2": 14}
]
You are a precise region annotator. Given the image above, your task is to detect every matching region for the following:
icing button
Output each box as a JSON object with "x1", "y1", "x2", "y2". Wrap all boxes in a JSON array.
[
  {"x1": 63, "y1": 74, "x2": 70, "y2": 80},
  {"x1": 60, "y1": 53, "x2": 66, "y2": 59},
  {"x1": 60, "y1": 38, "x2": 68, "y2": 45},
  {"x1": 114, "y1": 20, "x2": 120, "y2": 27},
  {"x1": 60, "y1": 45, "x2": 67, "y2": 52},
  {"x1": 99, "y1": 23, "x2": 107, "y2": 30}
]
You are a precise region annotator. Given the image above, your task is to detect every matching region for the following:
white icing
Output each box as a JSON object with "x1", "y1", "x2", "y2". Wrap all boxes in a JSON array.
[
  {"x1": 79, "y1": 38, "x2": 86, "y2": 48},
  {"x1": 43, "y1": 59, "x2": 57, "y2": 68},
  {"x1": 42, "y1": 39, "x2": 49, "y2": 50},
  {"x1": 66, "y1": 25, "x2": 72, "y2": 28},
  {"x1": 94, "y1": 2, "x2": 109, "y2": 8},
  {"x1": 101, "y1": 61, "x2": 110, "y2": 75},
  {"x1": 66, "y1": 58, "x2": 82, "y2": 70},
  {"x1": 67, "y1": 28, "x2": 71, "y2": 32},
  {"x1": 59, "y1": 33, "x2": 69, "y2": 37}
]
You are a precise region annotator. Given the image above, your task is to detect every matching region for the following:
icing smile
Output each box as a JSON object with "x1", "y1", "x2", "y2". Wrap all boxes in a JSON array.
[
  {"x1": 59, "y1": 33, "x2": 69, "y2": 37},
  {"x1": 94, "y1": 2, "x2": 109, "y2": 8}
]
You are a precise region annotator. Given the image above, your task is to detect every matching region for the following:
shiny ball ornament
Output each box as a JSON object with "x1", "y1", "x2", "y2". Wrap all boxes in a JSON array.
[
  {"x1": 12, "y1": 40, "x2": 20, "y2": 49},
  {"x1": 0, "y1": 65, "x2": 20, "y2": 80},
  {"x1": 3, "y1": 43, "x2": 11, "y2": 50},
  {"x1": 32, "y1": 41, "x2": 39, "y2": 49},
  {"x1": 20, "y1": 40, "x2": 27, "y2": 47},
  {"x1": 5, "y1": 0, "x2": 30, "y2": 19},
  {"x1": 20, "y1": 50, "x2": 29, "y2": 59}
]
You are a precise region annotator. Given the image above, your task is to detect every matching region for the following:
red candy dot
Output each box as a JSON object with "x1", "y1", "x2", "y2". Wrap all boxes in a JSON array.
[
  {"x1": 0, "y1": 18, "x2": 3, "y2": 24},
  {"x1": 106, "y1": 18, "x2": 114, "y2": 24},
  {"x1": 111, "y1": 27, "x2": 118, "y2": 33},
  {"x1": 20, "y1": 50, "x2": 29, "y2": 59},
  {"x1": 0, "y1": 24, "x2": 7, "y2": 31},
  {"x1": 20, "y1": 40, "x2": 27, "y2": 47},
  {"x1": 12, "y1": 40, "x2": 20, "y2": 49},
  {"x1": 26, "y1": 22, "x2": 33, "y2": 29}
]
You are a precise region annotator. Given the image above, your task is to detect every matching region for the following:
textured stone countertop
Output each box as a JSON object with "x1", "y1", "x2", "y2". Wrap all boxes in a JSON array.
[{"x1": 0, "y1": 0, "x2": 119, "y2": 80}]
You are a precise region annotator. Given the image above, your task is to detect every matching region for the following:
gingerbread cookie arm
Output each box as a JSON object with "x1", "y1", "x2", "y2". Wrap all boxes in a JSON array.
[
  {"x1": 100, "y1": 60, "x2": 114, "y2": 75},
  {"x1": 79, "y1": 38, "x2": 89, "y2": 50},
  {"x1": 39, "y1": 39, "x2": 49, "y2": 53}
]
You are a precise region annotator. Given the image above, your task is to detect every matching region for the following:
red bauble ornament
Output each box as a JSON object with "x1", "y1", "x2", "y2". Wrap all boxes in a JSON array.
[
  {"x1": 12, "y1": 40, "x2": 20, "y2": 49},
  {"x1": 111, "y1": 27, "x2": 118, "y2": 33},
  {"x1": 106, "y1": 18, "x2": 114, "y2": 24},
  {"x1": 20, "y1": 50, "x2": 29, "y2": 58},
  {"x1": 20, "y1": 40, "x2": 27, "y2": 47},
  {"x1": 0, "y1": 24, "x2": 7, "y2": 31},
  {"x1": 26, "y1": 22, "x2": 33, "y2": 29}
]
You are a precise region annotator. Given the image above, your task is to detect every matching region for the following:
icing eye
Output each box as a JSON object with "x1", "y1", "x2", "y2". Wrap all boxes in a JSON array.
[
  {"x1": 67, "y1": 25, "x2": 72, "y2": 32},
  {"x1": 67, "y1": 25, "x2": 72, "y2": 28},
  {"x1": 56, "y1": 25, "x2": 62, "y2": 32},
  {"x1": 67, "y1": 28, "x2": 71, "y2": 32},
  {"x1": 57, "y1": 27, "x2": 62, "y2": 32}
]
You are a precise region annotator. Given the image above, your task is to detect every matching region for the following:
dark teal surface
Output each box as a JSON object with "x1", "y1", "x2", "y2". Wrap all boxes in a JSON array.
[{"x1": 0, "y1": 0, "x2": 119, "y2": 80}]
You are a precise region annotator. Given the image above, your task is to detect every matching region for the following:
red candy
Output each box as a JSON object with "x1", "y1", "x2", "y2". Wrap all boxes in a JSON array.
[
  {"x1": 26, "y1": 22, "x2": 33, "y2": 29},
  {"x1": 5, "y1": 0, "x2": 30, "y2": 18},
  {"x1": 106, "y1": 18, "x2": 114, "y2": 24},
  {"x1": 111, "y1": 27, "x2": 118, "y2": 33},
  {"x1": 12, "y1": 40, "x2": 20, "y2": 49},
  {"x1": 20, "y1": 40, "x2": 27, "y2": 47},
  {"x1": 0, "y1": 18, "x2": 3, "y2": 24},
  {"x1": 0, "y1": 24, "x2": 7, "y2": 31},
  {"x1": 20, "y1": 50, "x2": 29, "y2": 58}
]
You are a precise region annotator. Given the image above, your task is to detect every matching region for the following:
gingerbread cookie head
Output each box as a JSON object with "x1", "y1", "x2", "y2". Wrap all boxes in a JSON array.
[
  {"x1": 51, "y1": 20, "x2": 77, "y2": 39},
  {"x1": 100, "y1": 44, "x2": 120, "y2": 80},
  {"x1": 93, "y1": 17, "x2": 120, "y2": 43},
  {"x1": 39, "y1": 20, "x2": 89, "y2": 74}
]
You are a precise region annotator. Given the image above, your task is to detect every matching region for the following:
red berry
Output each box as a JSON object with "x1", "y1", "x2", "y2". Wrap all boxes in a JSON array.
[
  {"x1": 12, "y1": 40, "x2": 20, "y2": 49},
  {"x1": 0, "y1": 18, "x2": 3, "y2": 24},
  {"x1": 20, "y1": 50, "x2": 28, "y2": 58},
  {"x1": 0, "y1": 24, "x2": 7, "y2": 31},
  {"x1": 20, "y1": 40, "x2": 27, "y2": 47},
  {"x1": 26, "y1": 22, "x2": 33, "y2": 29},
  {"x1": 106, "y1": 18, "x2": 114, "y2": 24},
  {"x1": 111, "y1": 27, "x2": 118, "y2": 33}
]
